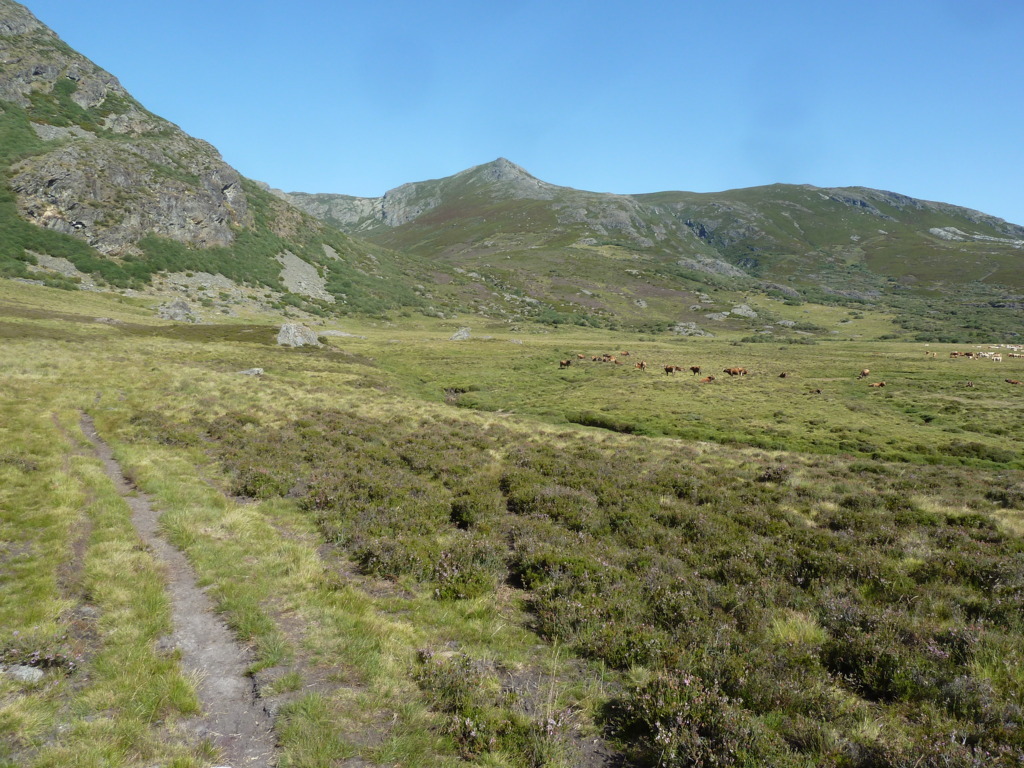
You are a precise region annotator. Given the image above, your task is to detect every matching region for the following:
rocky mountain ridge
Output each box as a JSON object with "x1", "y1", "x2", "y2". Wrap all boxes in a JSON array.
[{"x1": 287, "y1": 158, "x2": 1024, "y2": 293}]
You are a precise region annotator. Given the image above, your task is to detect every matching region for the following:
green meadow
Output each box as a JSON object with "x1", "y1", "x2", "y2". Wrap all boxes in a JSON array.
[{"x1": 1, "y1": 278, "x2": 1023, "y2": 767}]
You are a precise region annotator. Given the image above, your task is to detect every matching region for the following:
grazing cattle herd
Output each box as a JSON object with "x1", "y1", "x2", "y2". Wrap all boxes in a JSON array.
[{"x1": 554, "y1": 343, "x2": 1024, "y2": 394}]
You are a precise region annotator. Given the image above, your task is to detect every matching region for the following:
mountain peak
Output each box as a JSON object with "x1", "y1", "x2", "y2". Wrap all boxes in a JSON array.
[
  {"x1": 456, "y1": 157, "x2": 556, "y2": 201},
  {"x1": 476, "y1": 157, "x2": 534, "y2": 182}
]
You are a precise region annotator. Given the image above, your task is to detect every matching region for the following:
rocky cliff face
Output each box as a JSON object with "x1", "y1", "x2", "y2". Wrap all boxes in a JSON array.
[{"x1": 0, "y1": 0, "x2": 251, "y2": 255}]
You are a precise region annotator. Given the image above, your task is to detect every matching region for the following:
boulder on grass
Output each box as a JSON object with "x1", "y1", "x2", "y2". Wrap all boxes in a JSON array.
[{"x1": 276, "y1": 323, "x2": 321, "y2": 347}]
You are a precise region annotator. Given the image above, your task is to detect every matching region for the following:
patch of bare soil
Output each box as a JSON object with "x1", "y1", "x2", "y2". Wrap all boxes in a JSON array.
[{"x1": 81, "y1": 415, "x2": 277, "y2": 767}]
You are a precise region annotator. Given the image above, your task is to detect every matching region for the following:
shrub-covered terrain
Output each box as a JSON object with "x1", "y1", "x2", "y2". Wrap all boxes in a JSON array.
[
  {"x1": 2, "y1": 278, "x2": 1022, "y2": 767},
  {"x1": 139, "y1": 401, "x2": 1024, "y2": 767}
]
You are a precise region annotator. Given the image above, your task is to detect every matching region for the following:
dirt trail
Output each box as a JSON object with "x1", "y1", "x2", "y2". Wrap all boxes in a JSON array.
[{"x1": 81, "y1": 415, "x2": 276, "y2": 767}]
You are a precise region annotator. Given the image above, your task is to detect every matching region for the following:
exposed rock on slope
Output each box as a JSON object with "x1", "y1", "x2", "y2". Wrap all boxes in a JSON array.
[{"x1": 0, "y1": 0, "x2": 250, "y2": 255}]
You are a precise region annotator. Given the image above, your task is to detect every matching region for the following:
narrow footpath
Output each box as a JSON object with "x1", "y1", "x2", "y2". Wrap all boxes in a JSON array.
[{"x1": 81, "y1": 415, "x2": 277, "y2": 767}]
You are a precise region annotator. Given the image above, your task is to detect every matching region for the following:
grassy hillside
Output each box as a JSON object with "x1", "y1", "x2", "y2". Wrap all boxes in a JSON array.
[
  {"x1": 2, "y1": 280, "x2": 1023, "y2": 767},
  {"x1": 290, "y1": 162, "x2": 1024, "y2": 340}
]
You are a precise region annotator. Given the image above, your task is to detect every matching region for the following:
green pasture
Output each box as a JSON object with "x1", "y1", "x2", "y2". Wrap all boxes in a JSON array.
[{"x1": 2, "y1": 278, "x2": 1023, "y2": 767}]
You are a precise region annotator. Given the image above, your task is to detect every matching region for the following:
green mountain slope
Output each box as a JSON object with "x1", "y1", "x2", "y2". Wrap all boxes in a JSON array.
[
  {"x1": 0, "y1": 0, "x2": 426, "y2": 316},
  {"x1": 290, "y1": 159, "x2": 1024, "y2": 339}
]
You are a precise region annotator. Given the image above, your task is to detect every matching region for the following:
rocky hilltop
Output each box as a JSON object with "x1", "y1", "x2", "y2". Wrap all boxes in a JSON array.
[
  {"x1": 0, "y1": 0, "x2": 249, "y2": 255},
  {"x1": 0, "y1": 0, "x2": 427, "y2": 317}
]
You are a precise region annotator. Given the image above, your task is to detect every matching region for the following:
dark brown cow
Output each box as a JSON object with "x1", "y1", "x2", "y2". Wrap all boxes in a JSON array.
[
  {"x1": 1007, "y1": 379, "x2": 1023, "y2": 385},
  {"x1": 778, "y1": 372, "x2": 788, "y2": 378},
  {"x1": 690, "y1": 366, "x2": 701, "y2": 376},
  {"x1": 723, "y1": 367, "x2": 748, "y2": 376},
  {"x1": 868, "y1": 381, "x2": 885, "y2": 388},
  {"x1": 664, "y1": 365, "x2": 682, "y2": 375},
  {"x1": 559, "y1": 359, "x2": 572, "y2": 369}
]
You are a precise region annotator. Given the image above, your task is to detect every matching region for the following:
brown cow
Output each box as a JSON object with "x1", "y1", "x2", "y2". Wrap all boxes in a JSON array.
[
  {"x1": 559, "y1": 359, "x2": 572, "y2": 369},
  {"x1": 778, "y1": 372, "x2": 788, "y2": 378},
  {"x1": 700, "y1": 375, "x2": 716, "y2": 383},
  {"x1": 664, "y1": 365, "x2": 679, "y2": 375},
  {"x1": 868, "y1": 381, "x2": 885, "y2": 387},
  {"x1": 723, "y1": 367, "x2": 748, "y2": 376},
  {"x1": 635, "y1": 361, "x2": 648, "y2": 371},
  {"x1": 1006, "y1": 379, "x2": 1023, "y2": 385},
  {"x1": 857, "y1": 369, "x2": 870, "y2": 379},
  {"x1": 690, "y1": 366, "x2": 701, "y2": 376},
  {"x1": 576, "y1": 353, "x2": 586, "y2": 359}
]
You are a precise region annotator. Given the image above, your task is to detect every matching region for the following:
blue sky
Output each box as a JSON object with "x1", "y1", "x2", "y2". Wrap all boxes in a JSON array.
[{"x1": 23, "y1": 0, "x2": 1024, "y2": 225}]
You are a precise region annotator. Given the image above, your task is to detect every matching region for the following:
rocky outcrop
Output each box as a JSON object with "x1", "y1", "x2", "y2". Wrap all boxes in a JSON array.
[
  {"x1": 672, "y1": 322, "x2": 712, "y2": 337},
  {"x1": 11, "y1": 140, "x2": 249, "y2": 254},
  {"x1": 158, "y1": 299, "x2": 199, "y2": 323},
  {"x1": 277, "y1": 323, "x2": 321, "y2": 347},
  {"x1": 1, "y1": 0, "x2": 252, "y2": 255}
]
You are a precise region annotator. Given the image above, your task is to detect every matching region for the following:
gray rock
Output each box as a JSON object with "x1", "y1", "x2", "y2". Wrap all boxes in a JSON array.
[
  {"x1": 731, "y1": 304, "x2": 758, "y2": 319},
  {"x1": 238, "y1": 368, "x2": 264, "y2": 376},
  {"x1": 672, "y1": 322, "x2": 713, "y2": 337},
  {"x1": 449, "y1": 327, "x2": 471, "y2": 341},
  {"x1": 705, "y1": 312, "x2": 731, "y2": 321},
  {"x1": 276, "y1": 323, "x2": 321, "y2": 347},
  {"x1": 157, "y1": 299, "x2": 198, "y2": 323},
  {"x1": 6, "y1": 665, "x2": 44, "y2": 683}
]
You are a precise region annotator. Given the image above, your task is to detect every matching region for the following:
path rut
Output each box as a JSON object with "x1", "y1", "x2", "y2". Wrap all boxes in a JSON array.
[{"x1": 81, "y1": 415, "x2": 276, "y2": 767}]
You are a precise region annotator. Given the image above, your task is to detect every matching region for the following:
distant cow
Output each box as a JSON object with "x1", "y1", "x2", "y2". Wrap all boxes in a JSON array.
[
  {"x1": 1007, "y1": 379, "x2": 1023, "y2": 385},
  {"x1": 700, "y1": 375, "x2": 716, "y2": 383},
  {"x1": 690, "y1": 366, "x2": 701, "y2": 376},
  {"x1": 723, "y1": 367, "x2": 748, "y2": 377},
  {"x1": 868, "y1": 381, "x2": 885, "y2": 388},
  {"x1": 664, "y1": 365, "x2": 683, "y2": 375},
  {"x1": 635, "y1": 361, "x2": 648, "y2": 371},
  {"x1": 559, "y1": 359, "x2": 572, "y2": 369},
  {"x1": 778, "y1": 372, "x2": 788, "y2": 378},
  {"x1": 858, "y1": 369, "x2": 870, "y2": 379},
  {"x1": 576, "y1": 353, "x2": 586, "y2": 359}
]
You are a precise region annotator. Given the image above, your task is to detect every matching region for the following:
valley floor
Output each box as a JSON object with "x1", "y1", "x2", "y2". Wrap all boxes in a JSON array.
[{"x1": 2, "y1": 280, "x2": 1023, "y2": 768}]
